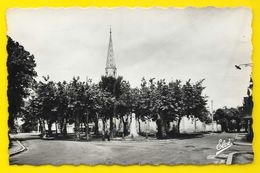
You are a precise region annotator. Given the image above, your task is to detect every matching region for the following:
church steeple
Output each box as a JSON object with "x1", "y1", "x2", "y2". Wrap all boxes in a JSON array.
[{"x1": 105, "y1": 26, "x2": 117, "y2": 77}]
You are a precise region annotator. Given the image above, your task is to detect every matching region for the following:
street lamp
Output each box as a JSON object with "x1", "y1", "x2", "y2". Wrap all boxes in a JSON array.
[
  {"x1": 235, "y1": 63, "x2": 252, "y2": 70},
  {"x1": 234, "y1": 63, "x2": 253, "y2": 98}
]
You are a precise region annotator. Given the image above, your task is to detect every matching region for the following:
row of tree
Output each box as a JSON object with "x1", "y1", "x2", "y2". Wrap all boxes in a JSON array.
[
  {"x1": 7, "y1": 36, "x2": 211, "y2": 140},
  {"x1": 22, "y1": 75, "x2": 210, "y2": 140}
]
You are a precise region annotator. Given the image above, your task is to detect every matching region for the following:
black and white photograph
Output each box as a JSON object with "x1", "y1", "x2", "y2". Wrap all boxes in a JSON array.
[{"x1": 7, "y1": 7, "x2": 253, "y2": 165}]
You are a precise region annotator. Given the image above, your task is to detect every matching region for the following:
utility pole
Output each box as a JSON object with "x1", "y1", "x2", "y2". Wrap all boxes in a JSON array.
[
  {"x1": 85, "y1": 76, "x2": 89, "y2": 141},
  {"x1": 211, "y1": 100, "x2": 214, "y2": 132}
]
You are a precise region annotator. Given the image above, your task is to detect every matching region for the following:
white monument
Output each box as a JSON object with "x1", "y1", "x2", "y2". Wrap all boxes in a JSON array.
[{"x1": 129, "y1": 113, "x2": 139, "y2": 138}]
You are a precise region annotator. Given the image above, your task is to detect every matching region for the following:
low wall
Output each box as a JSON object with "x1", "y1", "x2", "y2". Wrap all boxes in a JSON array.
[
  {"x1": 43, "y1": 116, "x2": 222, "y2": 134},
  {"x1": 180, "y1": 116, "x2": 221, "y2": 133}
]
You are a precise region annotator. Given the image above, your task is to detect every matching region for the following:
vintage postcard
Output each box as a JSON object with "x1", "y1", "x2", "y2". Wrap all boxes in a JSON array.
[{"x1": 6, "y1": 7, "x2": 253, "y2": 165}]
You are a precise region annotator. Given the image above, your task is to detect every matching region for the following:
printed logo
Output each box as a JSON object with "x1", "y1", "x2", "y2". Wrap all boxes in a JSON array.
[{"x1": 216, "y1": 138, "x2": 233, "y2": 156}]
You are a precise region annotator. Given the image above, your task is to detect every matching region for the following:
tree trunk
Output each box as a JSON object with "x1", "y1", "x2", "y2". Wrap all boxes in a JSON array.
[
  {"x1": 161, "y1": 119, "x2": 167, "y2": 138},
  {"x1": 47, "y1": 121, "x2": 52, "y2": 137},
  {"x1": 121, "y1": 117, "x2": 128, "y2": 138},
  {"x1": 61, "y1": 118, "x2": 67, "y2": 137},
  {"x1": 38, "y1": 119, "x2": 43, "y2": 133},
  {"x1": 110, "y1": 116, "x2": 114, "y2": 138},
  {"x1": 84, "y1": 114, "x2": 89, "y2": 141},
  {"x1": 80, "y1": 123, "x2": 83, "y2": 133},
  {"x1": 60, "y1": 119, "x2": 63, "y2": 135},
  {"x1": 156, "y1": 119, "x2": 162, "y2": 138},
  {"x1": 102, "y1": 119, "x2": 106, "y2": 141},
  {"x1": 110, "y1": 103, "x2": 117, "y2": 138},
  {"x1": 94, "y1": 114, "x2": 99, "y2": 136},
  {"x1": 74, "y1": 112, "x2": 80, "y2": 141},
  {"x1": 237, "y1": 119, "x2": 241, "y2": 132},
  {"x1": 156, "y1": 114, "x2": 167, "y2": 139},
  {"x1": 55, "y1": 122, "x2": 58, "y2": 136},
  {"x1": 120, "y1": 117, "x2": 125, "y2": 139},
  {"x1": 41, "y1": 119, "x2": 46, "y2": 136},
  {"x1": 165, "y1": 121, "x2": 170, "y2": 135},
  {"x1": 177, "y1": 118, "x2": 182, "y2": 134},
  {"x1": 138, "y1": 116, "x2": 142, "y2": 134},
  {"x1": 194, "y1": 118, "x2": 197, "y2": 133}
]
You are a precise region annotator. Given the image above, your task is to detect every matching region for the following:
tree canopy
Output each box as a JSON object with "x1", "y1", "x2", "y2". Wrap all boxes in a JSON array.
[
  {"x1": 7, "y1": 37, "x2": 210, "y2": 140},
  {"x1": 7, "y1": 36, "x2": 37, "y2": 131}
]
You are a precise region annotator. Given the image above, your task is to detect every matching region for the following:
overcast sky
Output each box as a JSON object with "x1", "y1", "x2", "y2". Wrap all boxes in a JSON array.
[{"x1": 7, "y1": 7, "x2": 252, "y2": 109}]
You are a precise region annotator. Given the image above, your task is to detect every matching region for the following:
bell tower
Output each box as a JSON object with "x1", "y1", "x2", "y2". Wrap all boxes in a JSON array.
[{"x1": 105, "y1": 27, "x2": 117, "y2": 77}]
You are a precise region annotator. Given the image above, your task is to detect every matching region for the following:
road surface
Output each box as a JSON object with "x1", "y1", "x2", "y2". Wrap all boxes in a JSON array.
[{"x1": 10, "y1": 133, "x2": 253, "y2": 165}]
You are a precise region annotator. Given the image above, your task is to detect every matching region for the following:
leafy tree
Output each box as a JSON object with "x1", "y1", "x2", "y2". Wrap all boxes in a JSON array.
[
  {"x1": 116, "y1": 81, "x2": 136, "y2": 137},
  {"x1": 214, "y1": 109, "x2": 227, "y2": 131},
  {"x1": 214, "y1": 107, "x2": 241, "y2": 132},
  {"x1": 99, "y1": 75, "x2": 124, "y2": 138},
  {"x1": 90, "y1": 84, "x2": 102, "y2": 135},
  {"x1": 21, "y1": 95, "x2": 40, "y2": 132},
  {"x1": 56, "y1": 81, "x2": 69, "y2": 137},
  {"x1": 7, "y1": 36, "x2": 37, "y2": 131},
  {"x1": 153, "y1": 79, "x2": 172, "y2": 138},
  {"x1": 181, "y1": 79, "x2": 209, "y2": 132},
  {"x1": 136, "y1": 78, "x2": 153, "y2": 122},
  {"x1": 95, "y1": 88, "x2": 114, "y2": 139},
  {"x1": 168, "y1": 80, "x2": 184, "y2": 133},
  {"x1": 67, "y1": 77, "x2": 86, "y2": 140},
  {"x1": 36, "y1": 76, "x2": 58, "y2": 136},
  {"x1": 137, "y1": 78, "x2": 172, "y2": 138},
  {"x1": 80, "y1": 78, "x2": 100, "y2": 141},
  {"x1": 137, "y1": 78, "x2": 208, "y2": 138}
]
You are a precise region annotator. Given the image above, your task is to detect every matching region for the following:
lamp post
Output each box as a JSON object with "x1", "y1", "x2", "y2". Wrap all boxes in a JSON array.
[{"x1": 211, "y1": 100, "x2": 214, "y2": 132}]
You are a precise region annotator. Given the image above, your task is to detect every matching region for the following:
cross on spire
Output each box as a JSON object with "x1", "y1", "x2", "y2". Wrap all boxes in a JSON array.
[{"x1": 105, "y1": 26, "x2": 117, "y2": 77}]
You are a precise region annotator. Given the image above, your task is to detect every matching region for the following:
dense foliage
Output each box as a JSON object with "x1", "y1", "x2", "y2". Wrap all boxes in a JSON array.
[
  {"x1": 213, "y1": 107, "x2": 241, "y2": 132},
  {"x1": 21, "y1": 75, "x2": 210, "y2": 139},
  {"x1": 7, "y1": 37, "x2": 37, "y2": 131},
  {"x1": 7, "y1": 37, "x2": 210, "y2": 140}
]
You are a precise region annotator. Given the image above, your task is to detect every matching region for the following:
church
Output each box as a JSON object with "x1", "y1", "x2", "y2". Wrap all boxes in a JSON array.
[
  {"x1": 105, "y1": 27, "x2": 117, "y2": 77},
  {"x1": 97, "y1": 27, "x2": 157, "y2": 137},
  {"x1": 26, "y1": 28, "x2": 221, "y2": 136},
  {"x1": 100, "y1": 28, "x2": 221, "y2": 137}
]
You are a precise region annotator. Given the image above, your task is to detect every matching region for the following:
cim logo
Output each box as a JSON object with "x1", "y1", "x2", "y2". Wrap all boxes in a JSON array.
[{"x1": 216, "y1": 138, "x2": 233, "y2": 156}]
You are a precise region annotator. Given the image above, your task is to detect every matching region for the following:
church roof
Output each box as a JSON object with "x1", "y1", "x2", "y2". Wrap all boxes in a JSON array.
[{"x1": 106, "y1": 27, "x2": 116, "y2": 70}]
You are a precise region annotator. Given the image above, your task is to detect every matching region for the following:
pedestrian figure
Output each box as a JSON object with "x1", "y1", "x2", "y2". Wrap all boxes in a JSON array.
[
  {"x1": 102, "y1": 129, "x2": 110, "y2": 141},
  {"x1": 105, "y1": 130, "x2": 110, "y2": 141}
]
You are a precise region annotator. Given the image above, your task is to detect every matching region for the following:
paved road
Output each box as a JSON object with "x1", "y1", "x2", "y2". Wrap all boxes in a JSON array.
[{"x1": 9, "y1": 133, "x2": 253, "y2": 165}]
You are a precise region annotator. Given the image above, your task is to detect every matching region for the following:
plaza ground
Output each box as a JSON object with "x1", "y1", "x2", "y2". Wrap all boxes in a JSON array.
[{"x1": 9, "y1": 132, "x2": 253, "y2": 165}]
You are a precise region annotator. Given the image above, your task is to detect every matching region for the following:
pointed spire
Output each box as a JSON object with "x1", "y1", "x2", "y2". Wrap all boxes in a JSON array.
[{"x1": 105, "y1": 26, "x2": 117, "y2": 77}]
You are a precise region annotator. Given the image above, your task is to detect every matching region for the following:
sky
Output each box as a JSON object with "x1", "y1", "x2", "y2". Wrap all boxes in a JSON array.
[{"x1": 7, "y1": 7, "x2": 252, "y2": 110}]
